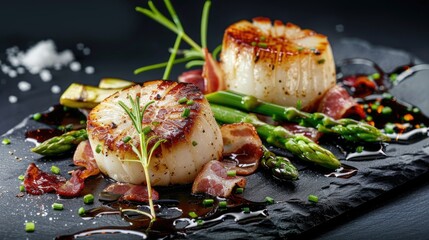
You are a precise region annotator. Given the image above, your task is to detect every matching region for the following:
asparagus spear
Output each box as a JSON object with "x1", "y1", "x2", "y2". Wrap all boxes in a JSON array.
[
  {"x1": 211, "y1": 104, "x2": 341, "y2": 169},
  {"x1": 60, "y1": 83, "x2": 120, "y2": 109},
  {"x1": 206, "y1": 91, "x2": 389, "y2": 142},
  {"x1": 31, "y1": 129, "x2": 88, "y2": 156},
  {"x1": 261, "y1": 146, "x2": 299, "y2": 180}
]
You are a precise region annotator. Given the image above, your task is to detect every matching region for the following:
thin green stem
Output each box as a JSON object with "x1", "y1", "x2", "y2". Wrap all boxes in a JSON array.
[
  {"x1": 163, "y1": 32, "x2": 183, "y2": 79},
  {"x1": 134, "y1": 57, "x2": 197, "y2": 75},
  {"x1": 200, "y1": 0, "x2": 211, "y2": 49}
]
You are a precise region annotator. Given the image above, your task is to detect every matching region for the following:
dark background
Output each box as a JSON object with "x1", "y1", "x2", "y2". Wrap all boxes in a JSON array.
[{"x1": 1, "y1": 0, "x2": 428, "y2": 239}]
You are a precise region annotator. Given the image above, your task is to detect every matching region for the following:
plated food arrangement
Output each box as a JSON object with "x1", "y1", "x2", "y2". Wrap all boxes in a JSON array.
[{"x1": 1, "y1": 1, "x2": 429, "y2": 239}]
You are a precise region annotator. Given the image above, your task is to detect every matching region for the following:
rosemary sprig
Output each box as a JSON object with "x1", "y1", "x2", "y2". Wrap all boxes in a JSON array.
[
  {"x1": 134, "y1": 0, "x2": 213, "y2": 78},
  {"x1": 118, "y1": 96, "x2": 166, "y2": 220}
]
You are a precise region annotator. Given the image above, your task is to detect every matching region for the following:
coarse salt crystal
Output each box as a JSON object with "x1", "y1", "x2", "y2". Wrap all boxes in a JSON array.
[
  {"x1": 70, "y1": 61, "x2": 81, "y2": 72},
  {"x1": 8, "y1": 95, "x2": 18, "y2": 103},
  {"x1": 8, "y1": 70, "x2": 17, "y2": 78},
  {"x1": 18, "y1": 81, "x2": 31, "y2": 92},
  {"x1": 85, "y1": 66, "x2": 95, "y2": 74},
  {"x1": 17, "y1": 67, "x2": 25, "y2": 74},
  {"x1": 83, "y1": 48, "x2": 91, "y2": 55},
  {"x1": 40, "y1": 69, "x2": 52, "y2": 82},
  {"x1": 51, "y1": 85, "x2": 61, "y2": 94}
]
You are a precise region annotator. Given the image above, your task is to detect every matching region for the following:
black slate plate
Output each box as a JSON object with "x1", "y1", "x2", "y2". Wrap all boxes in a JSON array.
[{"x1": 1, "y1": 39, "x2": 429, "y2": 239}]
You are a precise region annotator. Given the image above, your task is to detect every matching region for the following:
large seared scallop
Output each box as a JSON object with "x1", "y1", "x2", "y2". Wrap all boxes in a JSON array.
[
  {"x1": 221, "y1": 17, "x2": 336, "y2": 110},
  {"x1": 87, "y1": 80, "x2": 223, "y2": 186}
]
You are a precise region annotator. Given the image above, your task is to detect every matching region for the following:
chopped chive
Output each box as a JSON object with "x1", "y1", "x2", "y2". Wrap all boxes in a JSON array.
[
  {"x1": 317, "y1": 59, "x2": 325, "y2": 64},
  {"x1": 412, "y1": 107, "x2": 420, "y2": 113},
  {"x1": 251, "y1": 41, "x2": 257, "y2": 46},
  {"x1": 202, "y1": 198, "x2": 214, "y2": 207},
  {"x1": 186, "y1": 99, "x2": 194, "y2": 105},
  {"x1": 260, "y1": 36, "x2": 266, "y2": 41},
  {"x1": 371, "y1": 73, "x2": 381, "y2": 80},
  {"x1": 32, "y1": 113, "x2": 42, "y2": 121},
  {"x1": 384, "y1": 123, "x2": 396, "y2": 134},
  {"x1": 80, "y1": 120, "x2": 87, "y2": 125},
  {"x1": 19, "y1": 185, "x2": 25, "y2": 192},
  {"x1": 382, "y1": 92, "x2": 393, "y2": 100},
  {"x1": 152, "y1": 121, "x2": 160, "y2": 126},
  {"x1": 257, "y1": 42, "x2": 268, "y2": 48},
  {"x1": 366, "y1": 115, "x2": 373, "y2": 122},
  {"x1": 356, "y1": 146, "x2": 364, "y2": 153},
  {"x1": 52, "y1": 203, "x2": 64, "y2": 210},
  {"x1": 83, "y1": 194, "x2": 94, "y2": 204},
  {"x1": 308, "y1": 194, "x2": 319, "y2": 203},
  {"x1": 227, "y1": 170, "x2": 236, "y2": 177},
  {"x1": 18, "y1": 175, "x2": 25, "y2": 181},
  {"x1": 182, "y1": 108, "x2": 191, "y2": 118},
  {"x1": 142, "y1": 126, "x2": 152, "y2": 135},
  {"x1": 65, "y1": 124, "x2": 74, "y2": 131},
  {"x1": 265, "y1": 196, "x2": 274, "y2": 205},
  {"x1": 95, "y1": 144, "x2": 102, "y2": 154},
  {"x1": 50, "y1": 165, "x2": 60, "y2": 175},
  {"x1": 235, "y1": 187, "x2": 244, "y2": 194},
  {"x1": 218, "y1": 201, "x2": 227, "y2": 208},
  {"x1": 178, "y1": 97, "x2": 188, "y2": 104},
  {"x1": 389, "y1": 73, "x2": 398, "y2": 82},
  {"x1": 371, "y1": 102, "x2": 379, "y2": 111},
  {"x1": 296, "y1": 99, "x2": 302, "y2": 110},
  {"x1": 192, "y1": 141, "x2": 198, "y2": 146},
  {"x1": 78, "y1": 207, "x2": 86, "y2": 216},
  {"x1": 363, "y1": 104, "x2": 369, "y2": 109},
  {"x1": 2, "y1": 138, "x2": 11, "y2": 145},
  {"x1": 242, "y1": 207, "x2": 250, "y2": 213},
  {"x1": 25, "y1": 222, "x2": 35, "y2": 232},
  {"x1": 188, "y1": 211, "x2": 198, "y2": 218},
  {"x1": 122, "y1": 136, "x2": 131, "y2": 143},
  {"x1": 382, "y1": 106, "x2": 392, "y2": 115},
  {"x1": 196, "y1": 219, "x2": 204, "y2": 226}
]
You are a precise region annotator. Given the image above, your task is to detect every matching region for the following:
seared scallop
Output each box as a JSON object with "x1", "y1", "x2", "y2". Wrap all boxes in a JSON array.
[
  {"x1": 221, "y1": 17, "x2": 336, "y2": 110},
  {"x1": 87, "y1": 80, "x2": 223, "y2": 186}
]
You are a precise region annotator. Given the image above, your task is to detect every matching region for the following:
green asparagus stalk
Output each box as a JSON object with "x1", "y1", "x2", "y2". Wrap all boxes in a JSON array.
[
  {"x1": 206, "y1": 91, "x2": 389, "y2": 142},
  {"x1": 31, "y1": 129, "x2": 88, "y2": 156},
  {"x1": 261, "y1": 146, "x2": 299, "y2": 180},
  {"x1": 211, "y1": 104, "x2": 341, "y2": 169}
]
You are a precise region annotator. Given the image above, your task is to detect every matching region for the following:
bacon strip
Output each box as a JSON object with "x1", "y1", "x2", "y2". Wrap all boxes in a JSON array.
[
  {"x1": 103, "y1": 183, "x2": 159, "y2": 202},
  {"x1": 73, "y1": 140, "x2": 100, "y2": 179},
  {"x1": 178, "y1": 69, "x2": 205, "y2": 93},
  {"x1": 221, "y1": 123, "x2": 263, "y2": 175},
  {"x1": 202, "y1": 48, "x2": 225, "y2": 94},
  {"x1": 318, "y1": 85, "x2": 365, "y2": 120},
  {"x1": 24, "y1": 163, "x2": 84, "y2": 197},
  {"x1": 192, "y1": 160, "x2": 246, "y2": 197}
]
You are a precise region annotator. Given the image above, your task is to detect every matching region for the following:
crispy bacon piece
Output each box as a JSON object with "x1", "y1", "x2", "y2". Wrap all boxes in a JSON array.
[
  {"x1": 343, "y1": 75, "x2": 376, "y2": 98},
  {"x1": 221, "y1": 123, "x2": 263, "y2": 175},
  {"x1": 192, "y1": 160, "x2": 246, "y2": 197},
  {"x1": 24, "y1": 163, "x2": 85, "y2": 197},
  {"x1": 73, "y1": 140, "x2": 100, "y2": 179},
  {"x1": 178, "y1": 69, "x2": 205, "y2": 93},
  {"x1": 318, "y1": 85, "x2": 365, "y2": 120},
  {"x1": 103, "y1": 183, "x2": 159, "y2": 202},
  {"x1": 202, "y1": 48, "x2": 225, "y2": 94}
]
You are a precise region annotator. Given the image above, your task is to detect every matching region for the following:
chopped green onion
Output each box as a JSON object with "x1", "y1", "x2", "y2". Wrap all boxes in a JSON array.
[
  {"x1": 371, "y1": 102, "x2": 379, "y2": 111},
  {"x1": 182, "y1": 108, "x2": 191, "y2": 118},
  {"x1": 142, "y1": 126, "x2": 152, "y2": 135},
  {"x1": 384, "y1": 123, "x2": 396, "y2": 134},
  {"x1": 188, "y1": 211, "x2": 198, "y2": 218},
  {"x1": 32, "y1": 113, "x2": 42, "y2": 121},
  {"x1": 122, "y1": 136, "x2": 131, "y2": 143},
  {"x1": 242, "y1": 207, "x2": 250, "y2": 213},
  {"x1": 80, "y1": 120, "x2": 87, "y2": 125},
  {"x1": 218, "y1": 201, "x2": 227, "y2": 208},
  {"x1": 18, "y1": 175, "x2": 25, "y2": 181},
  {"x1": 152, "y1": 121, "x2": 160, "y2": 126},
  {"x1": 260, "y1": 36, "x2": 266, "y2": 41},
  {"x1": 257, "y1": 42, "x2": 267, "y2": 48},
  {"x1": 265, "y1": 196, "x2": 274, "y2": 205},
  {"x1": 95, "y1": 144, "x2": 102, "y2": 154},
  {"x1": 2, "y1": 138, "x2": 11, "y2": 145},
  {"x1": 251, "y1": 41, "x2": 257, "y2": 46},
  {"x1": 296, "y1": 99, "x2": 302, "y2": 110},
  {"x1": 227, "y1": 170, "x2": 236, "y2": 177},
  {"x1": 356, "y1": 146, "x2": 364, "y2": 153},
  {"x1": 186, "y1": 99, "x2": 194, "y2": 105},
  {"x1": 317, "y1": 59, "x2": 325, "y2": 64},
  {"x1": 413, "y1": 107, "x2": 420, "y2": 113},
  {"x1": 19, "y1": 185, "x2": 25, "y2": 192},
  {"x1": 83, "y1": 194, "x2": 94, "y2": 204},
  {"x1": 235, "y1": 187, "x2": 244, "y2": 194},
  {"x1": 382, "y1": 92, "x2": 393, "y2": 99},
  {"x1": 25, "y1": 222, "x2": 35, "y2": 232},
  {"x1": 371, "y1": 73, "x2": 381, "y2": 80},
  {"x1": 389, "y1": 73, "x2": 398, "y2": 82},
  {"x1": 308, "y1": 194, "x2": 319, "y2": 203},
  {"x1": 363, "y1": 104, "x2": 369, "y2": 109},
  {"x1": 52, "y1": 203, "x2": 64, "y2": 210},
  {"x1": 50, "y1": 166, "x2": 60, "y2": 175},
  {"x1": 366, "y1": 116, "x2": 373, "y2": 122},
  {"x1": 382, "y1": 106, "x2": 392, "y2": 115},
  {"x1": 178, "y1": 97, "x2": 188, "y2": 104},
  {"x1": 202, "y1": 198, "x2": 214, "y2": 207},
  {"x1": 192, "y1": 141, "x2": 198, "y2": 146},
  {"x1": 78, "y1": 207, "x2": 86, "y2": 216},
  {"x1": 65, "y1": 124, "x2": 74, "y2": 131},
  {"x1": 196, "y1": 219, "x2": 204, "y2": 225}
]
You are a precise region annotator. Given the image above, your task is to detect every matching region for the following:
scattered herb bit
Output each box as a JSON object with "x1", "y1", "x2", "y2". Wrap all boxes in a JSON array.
[
  {"x1": 363, "y1": 104, "x2": 369, "y2": 109},
  {"x1": 412, "y1": 107, "x2": 420, "y2": 113},
  {"x1": 25, "y1": 222, "x2": 35, "y2": 232},
  {"x1": 227, "y1": 170, "x2": 236, "y2": 177},
  {"x1": 371, "y1": 72, "x2": 381, "y2": 80},
  {"x1": 308, "y1": 194, "x2": 319, "y2": 203},
  {"x1": 178, "y1": 97, "x2": 188, "y2": 104},
  {"x1": 242, "y1": 207, "x2": 250, "y2": 213},
  {"x1": 19, "y1": 185, "x2": 25, "y2": 192},
  {"x1": 389, "y1": 73, "x2": 398, "y2": 82},
  {"x1": 152, "y1": 121, "x2": 160, "y2": 126},
  {"x1": 52, "y1": 203, "x2": 64, "y2": 210},
  {"x1": 32, "y1": 113, "x2": 42, "y2": 121},
  {"x1": 50, "y1": 165, "x2": 60, "y2": 175},
  {"x1": 186, "y1": 99, "x2": 194, "y2": 105},
  {"x1": 196, "y1": 219, "x2": 205, "y2": 226},
  {"x1": 182, "y1": 108, "x2": 191, "y2": 118},
  {"x1": 366, "y1": 115, "x2": 373, "y2": 122},
  {"x1": 142, "y1": 126, "x2": 152, "y2": 135},
  {"x1": 382, "y1": 106, "x2": 392, "y2": 115},
  {"x1": 382, "y1": 92, "x2": 393, "y2": 100},
  {"x1": 203, "y1": 198, "x2": 214, "y2": 207},
  {"x1": 192, "y1": 141, "x2": 198, "y2": 146},
  {"x1": 2, "y1": 138, "x2": 11, "y2": 145},
  {"x1": 317, "y1": 59, "x2": 325, "y2": 64},
  {"x1": 83, "y1": 194, "x2": 94, "y2": 204},
  {"x1": 122, "y1": 136, "x2": 131, "y2": 143},
  {"x1": 257, "y1": 42, "x2": 268, "y2": 48},
  {"x1": 265, "y1": 196, "x2": 274, "y2": 205},
  {"x1": 79, "y1": 120, "x2": 87, "y2": 125},
  {"x1": 18, "y1": 175, "x2": 25, "y2": 181},
  {"x1": 95, "y1": 144, "x2": 102, "y2": 154},
  {"x1": 251, "y1": 41, "x2": 257, "y2": 46},
  {"x1": 188, "y1": 211, "x2": 198, "y2": 219},
  {"x1": 260, "y1": 36, "x2": 266, "y2": 41},
  {"x1": 218, "y1": 201, "x2": 227, "y2": 208},
  {"x1": 235, "y1": 187, "x2": 244, "y2": 194},
  {"x1": 296, "y1": 99, "x2": 302, "y2": 110},
  {"x1": 356, "y1": 146, "x2": 364, "y2": 153},
  {"x1": 371, "y1": 102, "x2": 380, "y2": 111},
  {"x1": 384, "y1": 123, "x2": 396, "y2": 134},
  {"x1": 78, "y1": 207, "x2": 86, "y2": 216}
]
